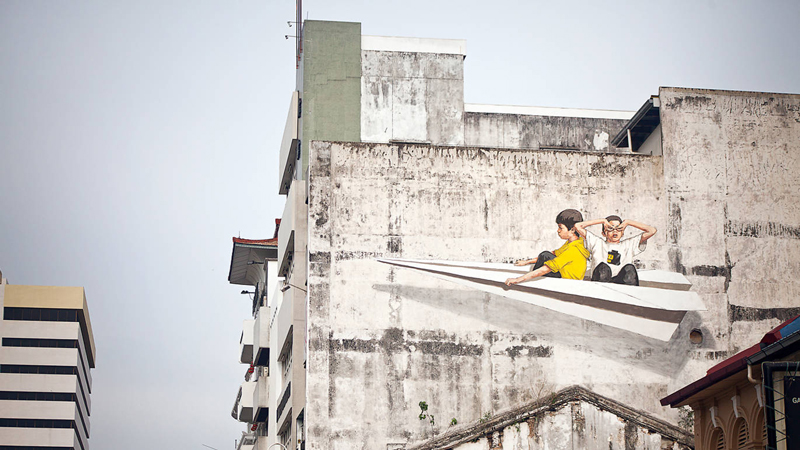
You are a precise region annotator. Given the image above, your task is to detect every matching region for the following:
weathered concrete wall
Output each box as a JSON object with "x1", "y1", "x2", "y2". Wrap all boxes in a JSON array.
[
  {"x1": 440, "y1": 401, "x2": 683, "y2": 450},
  {"x1": 659, "y1": 87, "x2": 800, "y2": 395},
  {"x1": 304, "y1": 88, "x2": 800, "y2": 449},
  {"x1": 300, "y1": 21, "x2": 362, "y2": 176},
  {"x1": 360, "y1": 41, "x2": 629, "y2": 154},
  {"x1": 361, "y1": 50, "x2": 464, "y2": 146},
  {"x1": 306, "y1": 141, "x2": 691, "y2": 449},
  {"x1": 464, "y1": 112, "x2": 628, "y2": 152}
]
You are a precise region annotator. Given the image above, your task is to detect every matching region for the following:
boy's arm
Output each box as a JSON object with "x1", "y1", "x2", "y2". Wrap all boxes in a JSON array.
[
  {"x1": 574, "y1": 218, "x2": 608, "y2": 238},
  {"x1": 514, "y1": 258, "x2": 537, "y2": 266},
  {"x1": 621, "y1": 219, "x2": 657, "y2": 244},
  {"x1": 505, "y1": 265, "x2": 552, "y2": 285}
]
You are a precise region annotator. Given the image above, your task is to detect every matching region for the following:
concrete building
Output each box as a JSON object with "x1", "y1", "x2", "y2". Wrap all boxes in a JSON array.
[
  {"x1": 0, "y1": 272, "x2": 96, "y2": 450},
  {"x1": 228, "y1": 221, "x2": 309, "y2": 450},
  {"x1": 232, "y1": 19, "x2": 800, "y2": 450}
]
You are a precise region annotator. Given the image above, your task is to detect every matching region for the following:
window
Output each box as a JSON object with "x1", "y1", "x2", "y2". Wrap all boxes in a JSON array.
[
  {"x1": 713, "y1": 429, "x2": 725, "y2": 450},
  {"x1": 3, "y1": 308, "x2": 78, "y2": 322},
  {"x1": 734, "y1": 418, "x2": 749, "y2": 449}
]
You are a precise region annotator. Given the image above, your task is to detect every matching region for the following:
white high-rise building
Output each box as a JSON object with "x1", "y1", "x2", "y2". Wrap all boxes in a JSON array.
[{"x1": 0, "y1": 272, "x2": 96, "y2": 450}]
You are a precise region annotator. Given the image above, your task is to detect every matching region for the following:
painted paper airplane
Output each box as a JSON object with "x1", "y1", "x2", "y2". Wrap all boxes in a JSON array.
[{"x1": 377, "y1": 258, "x2": 706, "y2": 341}]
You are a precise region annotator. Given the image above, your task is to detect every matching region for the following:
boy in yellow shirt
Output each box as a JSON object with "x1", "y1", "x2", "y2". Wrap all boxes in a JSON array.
[{"x1": 505, "y1": 209, "x2": 590, "y2": 285}]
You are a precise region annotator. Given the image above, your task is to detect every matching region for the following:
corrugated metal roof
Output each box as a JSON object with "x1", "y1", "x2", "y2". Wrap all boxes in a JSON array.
[{"x1": 610, "y1": 96, "x2": 660, "y2": 150}]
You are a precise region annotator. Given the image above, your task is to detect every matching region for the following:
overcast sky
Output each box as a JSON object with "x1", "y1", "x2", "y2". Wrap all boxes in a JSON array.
[{"x1": 1, "y1": 1, "x2": 799, "y2": 449}]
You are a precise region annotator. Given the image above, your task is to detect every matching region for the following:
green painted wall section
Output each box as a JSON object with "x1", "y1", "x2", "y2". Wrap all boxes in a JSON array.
[{"x1": 301, "y1": 21, "x2": 361, "y2": 176}]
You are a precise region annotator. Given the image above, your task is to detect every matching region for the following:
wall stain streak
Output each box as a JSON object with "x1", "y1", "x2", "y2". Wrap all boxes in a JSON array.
[
  {"x1": 328, "y1": 330, "x2": 483, "y2": 356},
  {"x1": 725, "y1": 220, "x2": 800, "y2": 240},
  {"x1": 309, "y1": 251, "x2": 331, "y2": 263},
  {"x1": 504, "y1": 345, "x2": 552, "y2": 359},
  {"x1": 333, "y1": 250, "x2": 383, "y2": 261},
  {"x1": 728, "y1": 304, "x2": 800, "y2": 322},
  {"x1": 624, "y1": 420, "x2": 638, "y2": 450},
  {"x1": 691, "y1": 252, "x2": 735, "y2": 292},
  {"x1": 588, "y1": 159, "x2": 627, "y2": 177}
]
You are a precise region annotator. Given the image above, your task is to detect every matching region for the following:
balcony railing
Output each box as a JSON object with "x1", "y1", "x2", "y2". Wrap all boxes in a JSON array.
[
  {"x1": 253, "y1": 372, "x2": 269, "y2": 423},
  {"x1": 278, "y1": 181, "x2": 305, "y2": 278},
  {"x1": 279, "y1": 91, "x2": 300, "y2": 195},
  {"x1": 239, "y1": 319, "x2": 255, "y2": 365},
  {"x1": 275, "y1": 286, "x2": 294, "y2": 360},
  {"x1": 253, "y1": 306, "x2": 270, "y2": 367},
  {"x1": 276, "y1": 381, "x2": 291, "y2": 426},
  {"x1": 234, "y1": 380, "x2": 256, "y2": 423},
  {"x1": 236, "y1": 432, "x2": 257, "y2": 450}
]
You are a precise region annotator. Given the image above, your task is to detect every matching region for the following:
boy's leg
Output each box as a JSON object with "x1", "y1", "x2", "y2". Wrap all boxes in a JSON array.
[
  {"x1": 532, "y1": 251, "x2": 561, "y2": 278},
  {"x1": 612, "y1": 264, "x2": 639, "y2": 286},
  {"x1": 591, "y1": 263, "x2": 612, "y2": 282}
]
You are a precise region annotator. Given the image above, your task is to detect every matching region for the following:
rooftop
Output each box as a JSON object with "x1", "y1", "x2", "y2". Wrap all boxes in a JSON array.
[{"x1": 2, "y1": 284, "x2": 96, "y2": 368}]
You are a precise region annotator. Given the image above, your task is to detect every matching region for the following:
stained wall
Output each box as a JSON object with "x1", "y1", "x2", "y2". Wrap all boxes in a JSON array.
[
  {"x1": 306, "y1": 141, "x2": 681, "y2": 449},
  {"x1": 304, "y1": 86, "x2": 800, "y2": 449},
  {"x1": 659, "y1": 87, "x2": 800, "y2": 395}
]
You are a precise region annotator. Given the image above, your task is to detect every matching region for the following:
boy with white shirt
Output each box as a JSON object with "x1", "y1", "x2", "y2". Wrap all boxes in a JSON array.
[{"x1": 574, "y1": 215, "x2": 657, "y2": 286}]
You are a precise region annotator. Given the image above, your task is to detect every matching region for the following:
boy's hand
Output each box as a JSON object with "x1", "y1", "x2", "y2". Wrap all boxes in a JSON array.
[
  {"x1": 505, "y1": 277, "x2": 520, "y2": 286},
  {"x1": 619, "y1": 220, "x2": 629, "y2": 234}
]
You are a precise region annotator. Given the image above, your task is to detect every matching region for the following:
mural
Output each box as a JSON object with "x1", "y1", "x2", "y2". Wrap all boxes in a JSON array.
[
  {"x1": 379, "y1": 209, "x2": 703, "y2": 341},
  {"x1": 378, "y1": 258, "x2": 704, "y2": 341}
]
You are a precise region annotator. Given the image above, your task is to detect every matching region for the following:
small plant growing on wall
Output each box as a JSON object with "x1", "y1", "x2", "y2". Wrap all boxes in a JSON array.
[
  {"x1": 418, "y1": 401, "x2": 458, "y2": 436},
  {"x1": 419, "y1": 401, "x2": 435, "y2": 434},
  {"x1": 678, "y1": 406, "x2": 694, "y2": 432}
]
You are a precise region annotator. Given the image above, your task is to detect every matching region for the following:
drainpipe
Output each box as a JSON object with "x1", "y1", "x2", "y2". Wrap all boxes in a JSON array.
[{"x1": 747, "y1": 363, "x2": 761, "y2": 384}]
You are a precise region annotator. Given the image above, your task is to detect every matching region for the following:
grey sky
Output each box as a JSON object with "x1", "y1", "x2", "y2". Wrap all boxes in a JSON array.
[{"x1": 0, "y1": 1, "x2": 798, "y2": 449}]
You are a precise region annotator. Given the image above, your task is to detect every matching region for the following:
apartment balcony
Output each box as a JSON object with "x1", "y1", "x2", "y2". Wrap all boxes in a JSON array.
[
  {"x1": 253, "y1": 306, "x2": 270, "y2": 367},
  {"x1": 232, "y1": 380, "x2": 256, "y2": 423},
  {"x1": 275, "y1": 286, "x2": 294, "y2": 361},
  {"x1": 278, "y1": 90, "x2": 300, "y2": 195},
  {"x1": 236, "y1": 432, "x2": 256, "y2": 450},
  {"x1": 276, "y1": 381, "x2": 292, "y2": 435},
  {"x1": 239, "y1": 319, "x2": 255, "y2": 365},
  {"x1": 253, "y1": 373, "x2": 269, "y2": 423},
  {"x1": 277, "y1": 181, "x2": 306, "y2": 278}
]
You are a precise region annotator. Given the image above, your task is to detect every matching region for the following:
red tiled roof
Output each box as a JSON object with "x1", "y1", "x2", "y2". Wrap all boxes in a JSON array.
[
  {"x1": 232, "y1": 237, "x2": 277, "y2": 246},
  {"x1": 661, "y1": 315, "x2": 800, "y2": 407},
  {"x1": 231, "y1": 219, "x2": 281, "y2": 246}
]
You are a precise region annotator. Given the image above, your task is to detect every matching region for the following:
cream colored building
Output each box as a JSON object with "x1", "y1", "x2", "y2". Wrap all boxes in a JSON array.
[
  {"x1": 662, "y1": 316, "x2": 800, "y2": 450},
  {"x1": 0, "y1": 272, "x2": 96, "y2": 450}
]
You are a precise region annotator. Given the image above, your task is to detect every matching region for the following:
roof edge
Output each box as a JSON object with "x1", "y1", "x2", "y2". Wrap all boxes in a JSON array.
[
  {"x1": 408, "y1": 385, "x2": 692, "y2": 450},
  {"x1": 466, "y1": 103, "x2": 634, "y2": 120},
  {"x1": 610, "y1": 96, "x2": 658, "y2": 147},
  {"x1": 362, "y1": 35, "x2": 466, "y2": 55}
]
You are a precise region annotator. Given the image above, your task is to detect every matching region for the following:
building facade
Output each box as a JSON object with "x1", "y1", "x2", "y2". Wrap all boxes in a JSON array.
[
  {"x1": 0, "y1": 272, "x2": 96, "y2": 450},
  {"x1": 229, "y1": 19, "x2": 800, "y2": 449},
  {"x1": 662, "y1": 316, "x2": 800, "y2": 450},
  {"x1": 228, "y1": 222, "x2": 309, "y2": 450}
]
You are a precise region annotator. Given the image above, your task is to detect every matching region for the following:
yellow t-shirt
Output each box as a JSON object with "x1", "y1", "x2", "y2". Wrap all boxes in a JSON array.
[{"x1": 543, "y1": 238, "x2": 590, "y2": 280}]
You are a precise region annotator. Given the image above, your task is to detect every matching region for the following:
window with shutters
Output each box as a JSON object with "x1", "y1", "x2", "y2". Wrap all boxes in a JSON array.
[
  {"x1": 734, "y1": 418, "x2": 749, "y2": 449},
  {"x1": 712, "y1": 429, "x2": 725, "y2": 450}
]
